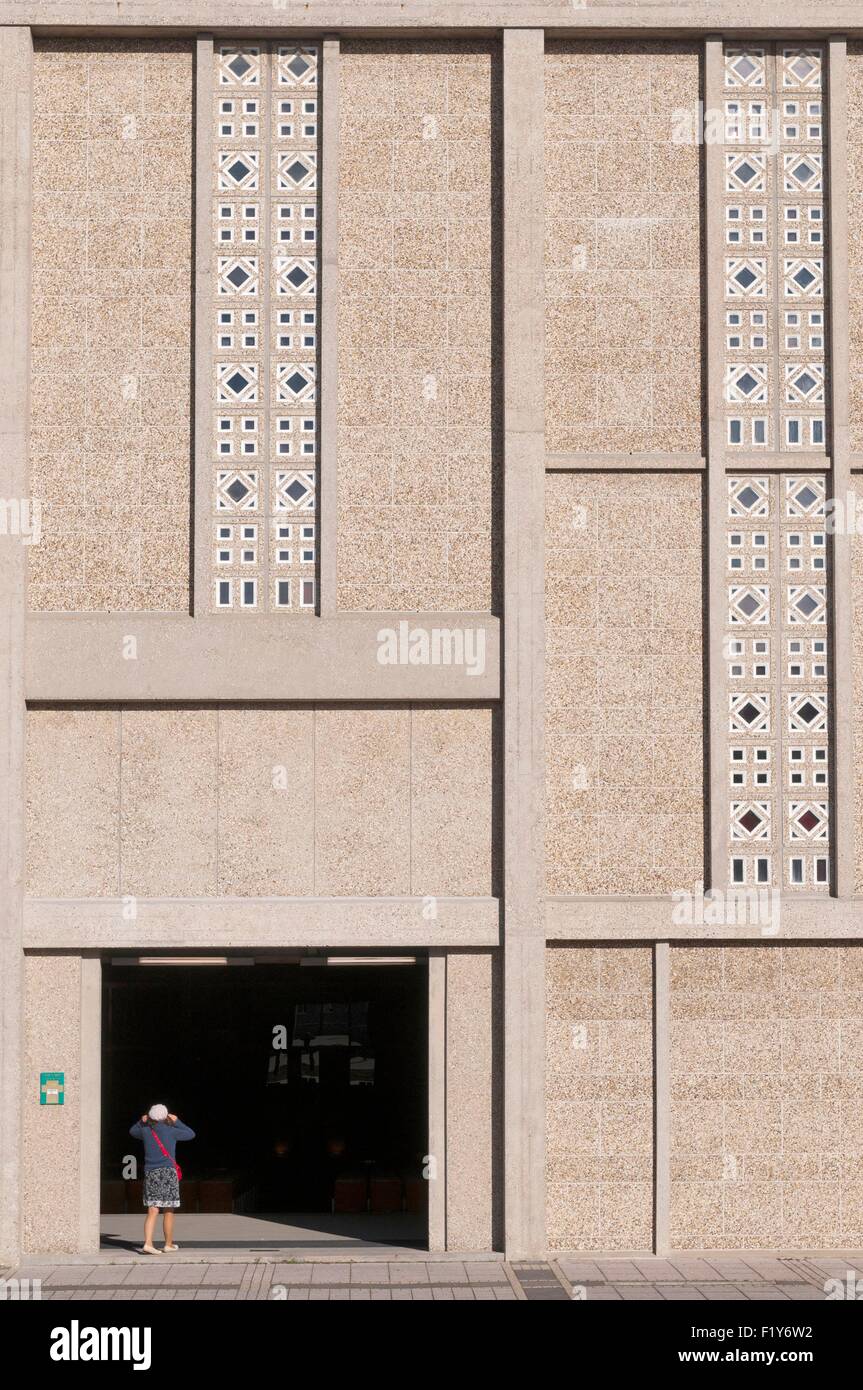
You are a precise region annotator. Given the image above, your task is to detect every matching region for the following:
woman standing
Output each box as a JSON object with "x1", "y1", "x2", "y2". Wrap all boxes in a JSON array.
[{"x1": 129, "y1": 1104, "x2": 196, "y2": 1255}]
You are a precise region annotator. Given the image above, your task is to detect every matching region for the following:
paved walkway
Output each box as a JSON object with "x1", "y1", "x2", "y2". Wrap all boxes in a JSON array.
[{"x1": 4, "y1": 1253, "x2": 862, "y2": 1300}]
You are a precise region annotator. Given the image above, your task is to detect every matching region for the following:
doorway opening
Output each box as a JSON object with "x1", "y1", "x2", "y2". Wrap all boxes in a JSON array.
[{"x1": 100, "y1": 953, "x2": 428, "y2": 1251}]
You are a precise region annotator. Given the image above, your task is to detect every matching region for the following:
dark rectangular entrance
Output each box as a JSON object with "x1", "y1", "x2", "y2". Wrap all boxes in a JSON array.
[{"x1": 100, "y1": 955, "x2": 428, "y2": 1249}]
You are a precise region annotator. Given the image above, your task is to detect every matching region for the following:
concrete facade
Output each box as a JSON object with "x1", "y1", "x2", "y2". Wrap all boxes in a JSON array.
[{"x1": 3, "y1": 2, "x2": 863, "y2": 1265}]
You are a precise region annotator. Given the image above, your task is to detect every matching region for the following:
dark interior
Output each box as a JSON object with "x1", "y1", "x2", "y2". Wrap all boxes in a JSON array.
[{"x1": 101, "y1": 957, "x2": 428, "y2": 1225}]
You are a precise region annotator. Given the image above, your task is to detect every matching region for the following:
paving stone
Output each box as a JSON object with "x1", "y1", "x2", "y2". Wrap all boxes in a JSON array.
[
  {"x1": 194, "y1": 1290, "x2": 219, "y2": 1300},
  {"x1": 200, "y1": 1267, "x2": 242, "y2": 1285},
  {"x1": 696, "y1": 1285, "x2": 748, "y2": 1301},
  {"x1": 349, "y1": 1290, "x2": 371, "y2": 1300},
  {"x1": 452, "y1": 1287, "x2": 475, "y2": 1300},
  {"x1": 776, "y1": 1284, "x2": 826, "y2": 1301},
  {"x1": 615, "y1": 1286, "x2": 665, "y2": 1300},
  {"x1": 411, "y1": 1288, "x2": 434, "y2": 1299},
  {"x1": 432, "y1": 1287, "x2": 454, "y2": 1299},
  {"x1": 173, "y1": 1290, "x2": 198, "y2": 1300},
  {"x1": 162, "y1": 1266, "x2": 206, "y2": 1285},
  {"x1": 288, "y1": 1289, "x2": 310, "y2": 1300},
  {"x1": 349, "y1": 1265, "x2": 388, "y2": 1284},
  {"x1": 122, "y1": 1267, "x2": 168, "y2": 1286},
  {"x1": 494, "y1": 1286, "x2": 517, "y2": 1299},
  {"x1": 473, "y1": 1287, "x2": 496, "y2": 1300},
  {"x1": 745, "y1": 1258, "x2": 801, "y2": 1282},
  {"x1": 703, "y1": 1258, "x2": 766, "y2": 1283},
  {"x1": 388, "y1": 1263, "x2": 430, "y2": 1284},
  {"x1": 558, "y1": 1259, "x2": 606, "y2": 1283},
  {"x1": 669, "y1": 1259, "x2": 726, "y2": 1281},
  {"x1": 428, "y1": 1263, "x2": 467, "y2": 1284},
  {"x1": 44, "y1": 1268, "x2": 95, "y2": 1287},
  {"x1": 657, "y1": 1284, "x2": 705, "y2": 1300},
  {"x1": 311, "y1": 1264, "x2": 350, "y2": 1285},
  {"x1": 633, "y1": 1260, "x2": 684, "y2": 1282},
  {"x1": 153, "y1": 1290, "x2": 176, "y2": 1300},
  {"x1": 807, "y1": 1258, "x2": 863, "y2": 1277},
  {"x1": 586, "y1": 1286, "x2": 623, "y2": 1300},
  {"x1": 370, "y1": 1289, "x2": 392, "y2": 1300},
  {"x1": 309, "y1": 1289, "x2": 330, "y2": 1300},
  {"x1": 84, "y1": 1268, "x2": 132, "y2": 1286},
  {"x1": 69, "y1": 1290, "x2": 96, "y2": 1300},
  {"x1": 391, "y1": 1289, "x2": 412, "y2": 1300},
  {"x1": 598, "y1": 1261, "x2": 648, "y2": 1281},
  {"x1": 464, "y1": 1262, "x2": 509, "y2": 1283},
  {"x1": 272, "y1": 1264, "x2": 313, "y2": 1284}
]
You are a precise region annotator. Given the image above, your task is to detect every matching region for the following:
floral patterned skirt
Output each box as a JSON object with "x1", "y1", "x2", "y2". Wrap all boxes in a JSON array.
[{"x1": 143, "y1": 1166, "x2": 181, "y2": 1209}]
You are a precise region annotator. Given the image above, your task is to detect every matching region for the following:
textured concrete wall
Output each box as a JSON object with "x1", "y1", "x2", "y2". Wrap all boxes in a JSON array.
[
  {"x1": 670, "y1": 945, "x2": 863, "y2": 1249},
  {"x1": 337, "y1": 39, "x2": 499, "y2": 611},
  {"x1": 545, "y1": 471, "x2": 704, "y2": 894},
  {"x1": 446, "y1": 950, "x2": 501, "y2": 1249},
  {"x1": 546, "y1": 945, "x2": 654, "y2": 1251},
  {"x1": 29, "y1": 39, "x2": 192, "y2": 611},
  {"x1": 22, "y1": 955, "x2": 81, "y2": 1254},
  {"x1": 26, "y1": 706, "x2": 495, "y2": 898},
  {"x1": 545, "y1": 40, "x2": 702, "y2": 454},
  {"x1": 848, "y1": 44, "x2": 863, "y2": 452}
]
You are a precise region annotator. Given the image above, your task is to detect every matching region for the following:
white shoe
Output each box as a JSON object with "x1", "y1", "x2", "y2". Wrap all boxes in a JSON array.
[{"x1": 163, "y1": 1243, "x2": 180, "y2": 1251}]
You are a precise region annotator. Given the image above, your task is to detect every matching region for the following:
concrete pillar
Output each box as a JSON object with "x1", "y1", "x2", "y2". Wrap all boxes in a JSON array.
[
  {"x1": 79, "y1": 956, "x2": 102, "y2": 1253},
  {"x1": 0, "y1": 25, "x2": 32, "y2": 1269},
  {"x1": 502, "y1": 27, "x2": 546, "y2": 1260},
  {"x1": 427, "y1": 949, "x2": 446, "y2": 1252},
  {"x1": 653, "y1": 942, "x2": 671, "y2": 1255}
]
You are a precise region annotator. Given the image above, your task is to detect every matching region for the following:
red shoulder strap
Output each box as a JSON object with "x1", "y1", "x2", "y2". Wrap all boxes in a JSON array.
[{"x1": 148, "y1": 1124, "x2": 182, "y2": 1179}]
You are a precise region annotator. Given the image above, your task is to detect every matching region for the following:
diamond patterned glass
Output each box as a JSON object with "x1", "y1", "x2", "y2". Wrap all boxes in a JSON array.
[
  {"x1": 211, "y1": 42, "x2": 319, "y2": 612},
  {"x1": 723, "y1": 44, "x2": 828, "y2": 453},
  {"x1": 726, "y1": 475, "x2": 830, "y2": 891}
]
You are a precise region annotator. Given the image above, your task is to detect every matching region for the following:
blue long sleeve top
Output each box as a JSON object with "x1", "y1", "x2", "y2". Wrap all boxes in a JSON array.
[{"x1": 129, "y1": 1118, "x2": 196, "y2": 1172}]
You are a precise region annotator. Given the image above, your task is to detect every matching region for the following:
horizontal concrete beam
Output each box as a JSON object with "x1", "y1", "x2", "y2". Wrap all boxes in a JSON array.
[
  {"x1": 7, "y1": 3, "x2": 863, "y2": 33},
  {"x1": 24, "y1": 896, "x2": 501, "y2": 950},
  {"x1": 547, "y1": 895, "x2": 863, "y2": 940},
  {"x1": 25, "y1": 614, "x2": 500, "y2": 702},
  {"x1": 546, "y1": 454, "x2": 838, "y2": 473},
  {"x1": 546, "y1": 453, "x2": 705, "y2": 471}
]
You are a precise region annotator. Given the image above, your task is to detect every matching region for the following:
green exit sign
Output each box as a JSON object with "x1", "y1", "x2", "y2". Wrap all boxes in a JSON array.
[{"x1": 39, "y1": 1072, "x2": 64, "y2": 1105}]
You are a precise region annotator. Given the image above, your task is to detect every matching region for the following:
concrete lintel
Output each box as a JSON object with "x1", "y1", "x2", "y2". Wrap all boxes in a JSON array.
[
  {"x1": 10, "y1": 5, "x2": 863, "y2": 35},
  {"x1": 546, "y1": 894, "x2": 863, "y2": 939},
  {"x1": 0, "y1": 24, "x2": 31, "y2": 1270},
  {"x1": 23, "y1": 896, "x2": 501, "y2": 950},
  {"x1": 546, "y1": 453, "x2": 706, "y2": 471},
  {"x1": 25, "y1": 612, "x2": 501, "y2": 701}
]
